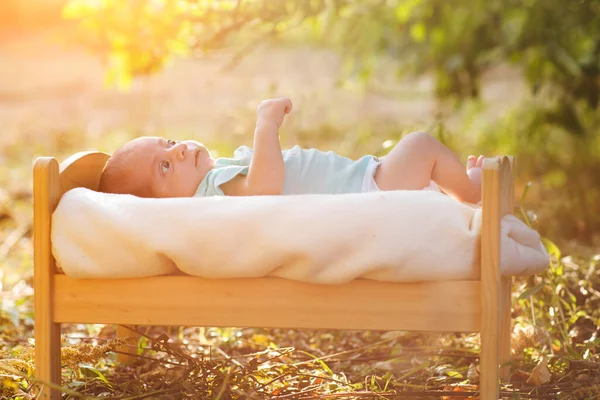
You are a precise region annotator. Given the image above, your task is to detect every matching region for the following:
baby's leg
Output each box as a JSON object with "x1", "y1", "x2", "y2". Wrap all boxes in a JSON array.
[{"x1": 374, "y1": 131, "x2": 482, "y2": 203}]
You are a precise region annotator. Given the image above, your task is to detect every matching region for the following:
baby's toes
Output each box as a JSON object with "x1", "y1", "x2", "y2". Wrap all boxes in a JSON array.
[
  {"x1": 467, "y1": 167, "x2": 483, "y2": 185},
  {"x1": 467, "y1": 155, "x2": 477, "y2": 170},
  {"x1": 476, "y1": 155, "x2": 486, "y2": 168}
]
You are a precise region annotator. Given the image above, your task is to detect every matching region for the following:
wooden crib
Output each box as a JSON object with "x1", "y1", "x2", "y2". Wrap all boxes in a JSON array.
[{"x1": 33, "y1": 151, "x2": 516, "y2": 399}]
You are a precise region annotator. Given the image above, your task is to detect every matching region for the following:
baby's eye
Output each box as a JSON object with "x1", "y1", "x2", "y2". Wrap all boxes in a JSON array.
[
  {"x1": 160, "y1": 160, "x2": 171, "y2": 175},
  {"x1": 167, "y1": 139, "x2": 177, "y2": 147}
]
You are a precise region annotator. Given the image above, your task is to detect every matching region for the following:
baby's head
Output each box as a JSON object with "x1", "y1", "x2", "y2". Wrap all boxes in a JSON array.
[{"x1": 99, "y1": 136, "x2": 214, "y2": 198}]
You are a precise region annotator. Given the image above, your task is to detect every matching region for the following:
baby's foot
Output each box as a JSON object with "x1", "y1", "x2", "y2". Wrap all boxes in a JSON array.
[
  {"x1": 466, "y1": 155, "x2": 485, "y2": 202},
  {"x1": 466, "y1": 155, "x2": 485, "y2": 184}
]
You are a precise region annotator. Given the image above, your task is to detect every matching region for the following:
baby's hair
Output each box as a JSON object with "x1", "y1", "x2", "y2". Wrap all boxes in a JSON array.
[{"x1": 98, "y1": 144, "x2": 153, "y2": 198}]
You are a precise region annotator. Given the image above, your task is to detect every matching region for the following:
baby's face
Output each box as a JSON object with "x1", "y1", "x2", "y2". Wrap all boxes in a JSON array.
[{"x1": 127, "y1": 137, "x2": 214, "y2": 198}]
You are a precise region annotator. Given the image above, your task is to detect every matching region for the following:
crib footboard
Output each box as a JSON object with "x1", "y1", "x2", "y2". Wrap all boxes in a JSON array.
[{"x1": 33, "y1": 153, "x2": 514, "y2": 400}]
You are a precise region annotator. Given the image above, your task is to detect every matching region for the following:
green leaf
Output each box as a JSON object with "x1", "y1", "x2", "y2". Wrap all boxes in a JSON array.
[
  {"x1": 518, "y1": 283, "x2": 545, "y2": 300},
  {"x1": 446, "y1": 370, "x2": 463, "y2": 379},
  {"x1": 297, "y1": 350, "x2": 334, "y2": 376},
  {"x1": 138, "y1": 335, "x2": 149, "y2": 356},
  {"x1": 519, "y1": 182, "x2": 534, "y2": 227},
  {"x1": 79, "y1": 365, "x2": 113, "y2": 389},
  {"x1": 542, "y1": 237, "x2": 561, "y2": 261}
]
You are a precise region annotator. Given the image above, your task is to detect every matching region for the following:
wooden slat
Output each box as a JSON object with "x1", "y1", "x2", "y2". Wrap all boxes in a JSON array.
[
  {"x1": 500, "y1": 156, "x2": 515, "y2": 380},
  {"x1": 33, "y1": 158, "x2": 62, "y2": 400},
  {"x1": 53, "y1": 275, "x2": 481, "y2": 332},
  {"x1": 480, "y1": 156, "x2": 512, "y2": 400}
]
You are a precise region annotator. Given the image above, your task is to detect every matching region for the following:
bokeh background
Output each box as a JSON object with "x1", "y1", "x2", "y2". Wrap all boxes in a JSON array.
[{"x1": 1, "y1": 0, "x2": 599, "y2": 398}]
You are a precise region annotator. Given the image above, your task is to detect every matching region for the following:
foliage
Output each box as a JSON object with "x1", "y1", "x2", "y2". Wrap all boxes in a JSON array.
[
  {"x1": 469, "y1": 99, "x2": 600, "y2": 243},
  {"x1": 62, "y1": 0, "x2": 600, "y2": 110}
]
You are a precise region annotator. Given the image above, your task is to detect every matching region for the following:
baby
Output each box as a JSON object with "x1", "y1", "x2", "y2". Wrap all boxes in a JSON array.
[{"x1": 99, "y1": 97, "x2": 485, "y2": 203}]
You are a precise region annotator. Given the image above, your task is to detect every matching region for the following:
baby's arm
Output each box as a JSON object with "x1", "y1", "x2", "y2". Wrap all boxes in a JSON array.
[{"x1": 225, "y1": 98, "x2": 291, "y2": 196}]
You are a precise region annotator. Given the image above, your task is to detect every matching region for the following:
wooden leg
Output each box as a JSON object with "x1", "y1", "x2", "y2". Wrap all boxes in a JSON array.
[
  {"x1": 480, "y1": 157, "x2": 510, "y2": 400},
  {"x1": 35, "y1": 321, "x2": 62, "y2": 399},
  {"x1": 480, "y1": 284, "x2": 500, "y2": 400},
  {"x1": 480, "y1": 277, "x2": 511, "y2": 399},
  {"x1": 500, "y1": 277, "x2": 512, "y2": 380},
  {"x1": 116, "y1": 325, "x2": 139, "y2": 364},
  {"x1": 33, "y1": 157, "x2": 63, "y2": 399},
  {"x1": 501, "y1": 154, "x2": 515, "y2": 381}
]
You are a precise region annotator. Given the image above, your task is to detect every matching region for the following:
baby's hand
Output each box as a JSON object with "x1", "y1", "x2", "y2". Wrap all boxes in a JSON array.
[{"x1": 256, "y1": 98, "x2": 293, "y2": 128}]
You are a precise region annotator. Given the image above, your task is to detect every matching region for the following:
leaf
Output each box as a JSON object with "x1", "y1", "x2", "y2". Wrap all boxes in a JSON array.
[
  {"x1": 526, "y1": 356, "x2": 551, "y2": 386},
  {"x1": 509, "y1": 369, "x2": 531, "y2": 383},
  {"x1": 138, "y1": 335, "x2": 149, "y2": 356},
  {"x1": 542, "y1": 237, "x2": 561, "y2": 261},
  {"x1": 551, "y1": 339, "x2": 562, "y2": 352},
  {"x1": 446, "y1": 370, "x2": 463, "y2": 379},
  {"x1": 79, "y1": 365, "x2": 113, "y2": 389},
  {"x1": 467, "y1": 363, "x2": 479, "y2": 383},
  {"x1": 519, "y1": 182, "x2": 533, "y2": 227},
  {"x1": 297, "y1": 350, "x2": 333, "y2": 376},
  {"x1": 518, "y1": 283, "x2": 545, "y2": 300}
]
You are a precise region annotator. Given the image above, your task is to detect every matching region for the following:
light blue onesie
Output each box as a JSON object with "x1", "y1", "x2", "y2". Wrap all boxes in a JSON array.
[{"x1": 195, "y1": 145, "x2": 375, "y2": 196}]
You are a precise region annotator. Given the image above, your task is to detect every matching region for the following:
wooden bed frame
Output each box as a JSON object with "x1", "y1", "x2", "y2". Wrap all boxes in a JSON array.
[{"x1": 33, "y1": 152, "x2": 515, "y2": 399}]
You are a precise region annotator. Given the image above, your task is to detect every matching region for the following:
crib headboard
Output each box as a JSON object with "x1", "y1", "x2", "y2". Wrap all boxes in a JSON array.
[{"x1": 59, "y1": 151, "x2": 110, "y2": 194}]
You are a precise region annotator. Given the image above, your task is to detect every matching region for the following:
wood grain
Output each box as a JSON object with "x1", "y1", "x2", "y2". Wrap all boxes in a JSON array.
[
  {"x1": 33, "y1": 157, "x2": 62, "y2": 400},
  {"x1": 500, "y1": 157, "x2": 515, "y2": 380},
  {"x1": 480, "y1": 156, "x2": 513, "y2": 400},
  {"x1": 59, "y1": 151, "x2": 109, "y2": 194},
  {"x1": 53, "y1": 275, "x2": 482, "y2": 332}
]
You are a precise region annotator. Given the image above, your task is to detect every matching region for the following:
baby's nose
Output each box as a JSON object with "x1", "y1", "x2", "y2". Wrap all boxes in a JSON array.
[{"x1": 171, "y1": 142, "x2": 190, "y2": 159}]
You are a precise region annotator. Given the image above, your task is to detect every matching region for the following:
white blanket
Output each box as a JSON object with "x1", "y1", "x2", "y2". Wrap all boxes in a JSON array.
[{"x1": 51, "y1": 188, "x2": 549, "y2": 283}]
